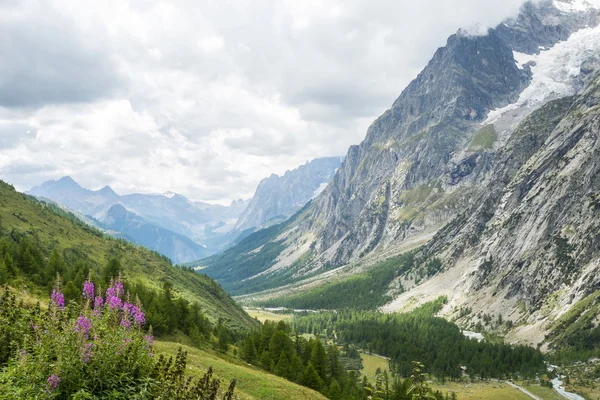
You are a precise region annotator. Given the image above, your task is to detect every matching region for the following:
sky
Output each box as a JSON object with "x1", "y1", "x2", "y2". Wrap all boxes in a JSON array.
[{"x1": 0, "y1": 0, "x2": 534, "y2": 203}]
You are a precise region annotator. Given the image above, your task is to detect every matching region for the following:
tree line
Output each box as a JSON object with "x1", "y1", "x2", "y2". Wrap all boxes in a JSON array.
[
  {"x1": 238, "y1": 319, "x2": 457, "y2": 399},
  {"x1": 291, "y1": 299, "x2": 546, "y2": 381}
]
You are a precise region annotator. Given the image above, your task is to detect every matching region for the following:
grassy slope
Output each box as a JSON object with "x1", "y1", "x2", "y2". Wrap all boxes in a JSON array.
[
  {"x1": 0, "y1": 180, "x2": 257, "y2": 333},
  {"x1": 155, "y1": 341, "x2": 326, "y2": 400}
]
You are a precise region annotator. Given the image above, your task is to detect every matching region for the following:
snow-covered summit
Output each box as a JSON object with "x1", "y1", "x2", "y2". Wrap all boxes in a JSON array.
[
  {"x1": 553, "y1": 0, "x2": 600, "y2": 13},
  {"x1": 485, "y1": 22, "x2": 600, "y2": 125}
]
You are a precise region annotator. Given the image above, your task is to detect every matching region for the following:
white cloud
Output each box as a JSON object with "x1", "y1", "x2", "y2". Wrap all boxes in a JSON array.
[{"x1": 0, "y1": 0, "x2": 533, "y2": 203}]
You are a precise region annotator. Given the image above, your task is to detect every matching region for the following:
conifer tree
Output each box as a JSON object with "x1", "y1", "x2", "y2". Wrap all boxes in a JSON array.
[
  {"x1": 260, "y1": 350, "x2": 271, "y2": 370},
  {"x1": 217, "y1": 325, "x2": 230, "y2": 352},
  {"x1": 328, "y1": 379, "x2": 342, "y2": 400},
  {"x1": 274, "y1": 351, "x2": 292, "y2": 379},
  {"x1": 302, "y1": 363, "x2": 324, "y2": 392},
  {"x1": 0, "y1": 259, "x2": 7, "y2": 285},
  {"x1": 242, "y1": 337, "x2": 258, "y2": 363},
  {"x1": 310, "y1": 339, "x2": 329, "y2": 381},
  {"x1": 290, "y1": 353, "x2": 305, "y2": 383}
]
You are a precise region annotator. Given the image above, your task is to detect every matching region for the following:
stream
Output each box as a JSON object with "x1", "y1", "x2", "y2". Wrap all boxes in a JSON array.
[
  {"x1": 550, "y1": 377, "x2": 585, "y2": 400},
  {"x1": 547, "y1": 365, "x2": 585, "y2": 400}
]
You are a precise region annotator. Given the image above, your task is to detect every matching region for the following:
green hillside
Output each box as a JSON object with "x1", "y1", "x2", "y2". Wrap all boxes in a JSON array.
[
  {"x1": 0, "y1": 180, "x2": 257, "y2": 333},
  {"x1": 156, "y1": 341, "x2": 327, "y2": 400}
]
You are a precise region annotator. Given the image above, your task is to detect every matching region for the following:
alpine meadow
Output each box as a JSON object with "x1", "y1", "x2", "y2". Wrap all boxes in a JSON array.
[{"x1": 3, "y1": 0, "x2": 600, "y2": 399}]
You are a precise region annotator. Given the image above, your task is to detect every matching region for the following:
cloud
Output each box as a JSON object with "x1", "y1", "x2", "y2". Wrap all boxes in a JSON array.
[
  {"x1": 0, "y1": 1, "x2": 122, "y2": 108},
  {"x1": 0, "y1": 0, "x2": 533, "y2": 203}
]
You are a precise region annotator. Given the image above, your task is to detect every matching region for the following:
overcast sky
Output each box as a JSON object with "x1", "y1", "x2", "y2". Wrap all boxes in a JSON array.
[{"x1": 0, "y1": 0, "x2": 532, "y2": 203}]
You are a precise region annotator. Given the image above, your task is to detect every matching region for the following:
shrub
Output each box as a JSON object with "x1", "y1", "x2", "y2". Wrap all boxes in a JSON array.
[{"x1": 0, "y1": 278, "x2": 235, "y2": 399}]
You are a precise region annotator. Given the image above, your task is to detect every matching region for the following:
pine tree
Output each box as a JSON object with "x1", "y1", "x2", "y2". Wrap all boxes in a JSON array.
[
  {"x1": 290, "y1": 353, "x2": 305, "y2": 383},
  {"x1": 259, "y1": 350, "x2": 271, "y2": 370},
  {"x1": 0, "y1": 259, "x2": 8, "y2": 285},
  {"x1": 217, "y1": 326, "x2": 230, "y2": 352},
  {"x1": 310, "y1": 340, "x2": 329, "y2": 381},
  {"x1": 103, "y1": 258, "x2": 122, "y2": 284},
  {"x1": 46, "y1": 249, "x2": 64, "y2": 286},
  {"x1": 328, "y1": 379, "x2": 342, "y2": 400},
  {"x1": 302, "y1": 363, "x2": 324, "y2": 392},
  {"x1": 242, "y1": 337, "x2": 258, "y2": 363},
  {"x1": 269, "y1": 330, "x2": 294, "y2": 366},
  {"x1": 274, "y1": 351, "x2": 291, "y2": 379}
]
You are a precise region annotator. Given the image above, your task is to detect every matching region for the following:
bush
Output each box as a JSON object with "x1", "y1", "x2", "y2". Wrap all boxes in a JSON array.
[{"x1": 0, "y1": 279, "x2": 235, "y2": 399}]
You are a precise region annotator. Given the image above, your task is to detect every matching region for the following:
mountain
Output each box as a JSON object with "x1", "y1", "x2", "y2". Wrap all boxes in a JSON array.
[
  {"x1": 199, "y1": 0, "x2": 600, "y2": 348},
  {"x1": 28, "y1": 157, "x2": 342, "y2": 261},
  {"x1": 234, "y1": 157, "x2": 343, "y2": 233},
  {"x1": 101, "y1": 204, "x2": 210, "y2": 264},
  {"x1": 27, "y1": 177, "x2": 248, "y2": 259},
  {"x1": 0, "y1": 180, "x2": 257, "y2": 333}
]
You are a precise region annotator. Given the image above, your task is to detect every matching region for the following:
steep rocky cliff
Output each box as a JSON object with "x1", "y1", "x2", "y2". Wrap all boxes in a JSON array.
[
  {"x1": 234, "y1": 157, "x2": 343, "y2": 233},
  {"x1": 201, "y1": 0, "x2": 600, "y2": 343}
]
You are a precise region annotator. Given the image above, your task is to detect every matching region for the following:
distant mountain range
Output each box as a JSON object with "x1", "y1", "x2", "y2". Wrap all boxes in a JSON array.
[{"x1": 27, "y1": 157, "x2": 342, "y2": 263}]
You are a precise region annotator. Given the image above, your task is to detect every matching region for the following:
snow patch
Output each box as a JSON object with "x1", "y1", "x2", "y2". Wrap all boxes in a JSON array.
[
  {"x1": 485, "y1": 24, "x2": 600, "y2": 125},
  {"x1": 462, "y1": 331, "x2": 484, "y2": 342},
  {"x1": 163, "y1": 191, "x2": 176, "y2": 198},
  {"x1": 553, "y1": 0, "x2": 598, "y2": 12},
  {"x1": 513, "y1": 51, "x2": 536, "y2": 69}
]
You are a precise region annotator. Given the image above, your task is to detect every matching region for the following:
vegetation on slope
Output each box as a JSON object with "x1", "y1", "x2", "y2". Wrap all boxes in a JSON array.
[
  {"x1": 261, "y1": 252, "x2": 443, "y2": 311},
  {"x1": 0, "y1": 180, "x2": 256, "y2": 333},
  {"x1": 198, "y1": 204, "x2": 313, "y2": 295},
  {"x1": 0, "y1": 282, "x2": 236, "y2": 399},
  {"x1": 237, "y1": 319, "x2": 455, "y2": 400},
  {"x1": 155, "y1": 341, "x2": 327, "y2": 400},
  {"x1": 291, "y1": 299, "x2": 546, "y2": 380}
]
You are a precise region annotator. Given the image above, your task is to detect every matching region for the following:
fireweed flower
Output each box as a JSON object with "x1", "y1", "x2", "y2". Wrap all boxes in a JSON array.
[
  {"x1": 114, "y1": 281, "x2": 124, "y2": 296},
  {"x1": 133, "y1": 308, "x2": 146, "y2": 327},
  {"x1": 47, "y1": 374, "x2": 60, "y2": 391},
  {"x1": 75, "y1": 315, "x2": 92, "y2": 338},
  {"x1": 108, "y1": 295, "x2": 123, "y2": 310},
  {"x1": 120, "y1": 317, "x2": 131, "y2": 329},
  {"x1": 51, "y1": 289, "x2": 64, "y2": 309},
  {"x1": 123, "y1": 302, "x2": 135, "y2": 315},
  {"x1": 80, "y1": 343, "x2": 93, "y2": 363},
  {"x1": 144, "y1": 334, "x2": 154, "y2": 346},
  {"x1": 83, "y1": 280, "x2": 94, "y2": 299}
]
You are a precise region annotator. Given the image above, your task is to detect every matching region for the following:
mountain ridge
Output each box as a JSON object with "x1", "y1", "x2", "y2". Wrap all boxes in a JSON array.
[{"x1": 199, "y1": 0, "x2": 600, "y2": 351}]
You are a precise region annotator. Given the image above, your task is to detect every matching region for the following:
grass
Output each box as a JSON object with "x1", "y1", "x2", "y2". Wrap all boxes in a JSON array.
[
  {"x1": 469, "y1": 125, "x2": 498, "y2": 150},
  {"x1": 358, "y1": 353, "x2": 563, "y2": 400},
  {"x1": 244, "y1": 308, "x2": 293, "y2": 323},
  {"x1": 0, "y1": 180, "x2": 257, "y2": 333},
  {"x1": 566, "y1": 385, "x2": 600, "y2": 399},
  {"x1": 522, "y1": 384, "x2": 563, "y2": 399},
  {"x1": 430, "y1": 381, "x2": 532, "y2": 399},
  {"x1": 360, "y1": 353, "x2": 390, "y2": 381},
  {"x1": 155, "y1": 341, "x2": 327, "y2": 400}
]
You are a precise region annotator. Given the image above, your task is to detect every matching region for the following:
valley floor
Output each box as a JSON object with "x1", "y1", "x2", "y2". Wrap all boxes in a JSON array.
[{"x1": 359, "y1": 353, "x2": 565, "y2": 400}]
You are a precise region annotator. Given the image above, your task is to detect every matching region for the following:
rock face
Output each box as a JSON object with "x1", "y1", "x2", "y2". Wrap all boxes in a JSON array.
[
  {"x1": 201, "y1": 0, "x2": 600, "y2": 330},
  {"x1": 234, "y1": 157, "x2": 343, "y2": 233},
  {"x1": 102, "y1": 204, "x2": 209, "y2": 264}
]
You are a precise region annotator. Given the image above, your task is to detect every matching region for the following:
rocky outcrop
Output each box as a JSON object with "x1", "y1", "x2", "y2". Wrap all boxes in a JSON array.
[
  {"x1": 202, "y1": 1, "x2": 600, "y2": 297},
  {"x1": 234, "y1": 157, "x2": 343, "y2": 233}
]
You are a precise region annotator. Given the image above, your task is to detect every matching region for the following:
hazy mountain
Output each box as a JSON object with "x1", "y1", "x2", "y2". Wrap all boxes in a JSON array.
[
  {"x1": 234, "y1": 157, "x2": 343, "y2": 233},
  {"x1": 100, "y1": 204, "x2": 210, "y2": 264},
  {"x1": 27, "y1": 157, "x2": 342, "y2": 261},
  {"x1": 199, "y1": 0, "x2": 600, "y2": 348},
  {"x1": 27, "y1": 177, "x2": 248, "y2": 260}
]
